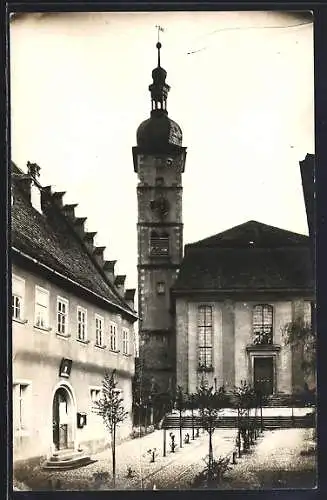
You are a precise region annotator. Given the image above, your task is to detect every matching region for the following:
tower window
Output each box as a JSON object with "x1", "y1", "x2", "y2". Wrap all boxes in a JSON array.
[
  {"x1": 253, "y1": 304, "x2": 273, "y2": 345},
  {"x1": 157, "y1": 282, "x2": 166, "y2": 295},
  {"x1": 150, "y1": 231, "x2": 169, "y2": 257}
]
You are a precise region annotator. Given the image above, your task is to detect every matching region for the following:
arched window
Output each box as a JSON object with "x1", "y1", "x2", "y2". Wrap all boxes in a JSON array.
[
  {"x1": 253, "y1": 304, "x2": 273, "y2": 345},
  {"x1": 150, "y1": 231, "x2": 169, "y2": 257},
  {"x1": 197, "y1": 305, "x2": 213, "y2": 370}
]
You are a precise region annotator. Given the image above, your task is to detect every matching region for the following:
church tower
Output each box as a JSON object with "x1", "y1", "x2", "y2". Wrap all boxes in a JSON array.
[{"x1": 133, "y1": 38, "x2": 187, "y2": 393}]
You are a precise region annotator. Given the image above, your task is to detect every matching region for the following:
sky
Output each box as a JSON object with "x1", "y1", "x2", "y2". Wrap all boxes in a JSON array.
[{"x1": 10, "y1": 11, "x2": 314, "y2": 291}]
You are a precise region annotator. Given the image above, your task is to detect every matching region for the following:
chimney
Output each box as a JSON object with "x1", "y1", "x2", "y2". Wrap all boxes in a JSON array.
[
  {"x1": 41, "y1": 185, "x2": 52, "y2": 212},
  {"x1": 103, "y1": 260, "x2": 116, "y2": 283},
  {"x1": 27, "y1": 161, "x2": 42, "y2": 214},
  {"x1": 74, "y1": 217, "x2": 87, "y2": 238},
  {"x1": 114, "y1": 275, "x2": 126, "y2": 297},
  {"x1": 124, "y1": 289, "x2": 136, "y2": 310},
  {"x1": 83, "y1": 232, "x2": 97, "y2": 253},
  {"x1": 16, "y1": 177, "x2": 32, "y2": 201},
  {"x1": 93, "y1": 246, "x2": 106, "y2": 268},
  {"x1": 52, "y1": 191, "x2": 66, "y2": 208},
  {"x1": 62, "y1": 203, "x2": 78, "y2": 221}
]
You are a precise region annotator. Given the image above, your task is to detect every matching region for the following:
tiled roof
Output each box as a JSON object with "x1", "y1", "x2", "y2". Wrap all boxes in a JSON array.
[
  {"x1": 11, "y1": 164, "x2": 136, "y2": 317},
  {"x1": 189, "y1": 220, "x2": 309, "y2": 248},
  {"x1": 174, "y1": 221, "x2": 313, "y2": 292}
]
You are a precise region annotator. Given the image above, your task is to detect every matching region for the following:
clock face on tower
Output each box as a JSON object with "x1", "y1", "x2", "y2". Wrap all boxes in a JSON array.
[{"x1": 150, "y1": 196, "x2": 170, "y2": 218}]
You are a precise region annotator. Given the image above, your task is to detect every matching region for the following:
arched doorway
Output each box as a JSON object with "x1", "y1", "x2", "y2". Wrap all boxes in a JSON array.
[{"x1": 52, "y1": 386, "x2": 74, "y2": 450}]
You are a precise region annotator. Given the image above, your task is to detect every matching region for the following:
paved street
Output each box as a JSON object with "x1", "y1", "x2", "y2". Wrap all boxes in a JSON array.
[
  {"x1": 14, "y1": 427, "x2": 238, "y2": 490},
  {"x1": 14, "y1": 424, "x2": 316, "y2": 490},
  {"x1": 221, "y1": 428, "x2": 316, "y2": 489},
  {"x1": 140, "y1": 428, "x2": 237, "y2": 489}
]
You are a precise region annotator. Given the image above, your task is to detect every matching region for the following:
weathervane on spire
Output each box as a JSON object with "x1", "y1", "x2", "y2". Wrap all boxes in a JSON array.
[
  {"x1": 155, "y1": 25, "x2": 165, "y2": 66},
  {"x1": 155, "y1": 24, "x2": 165, "y2": 43}
]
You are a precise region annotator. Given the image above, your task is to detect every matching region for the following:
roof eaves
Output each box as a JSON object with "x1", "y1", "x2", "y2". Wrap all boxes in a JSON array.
[
  {"x1": 171, "y1": 287, "x2": 314, "y2": 295},
  {"x1": 12, "y1": 246, "x2": 139, "y2": 321}
]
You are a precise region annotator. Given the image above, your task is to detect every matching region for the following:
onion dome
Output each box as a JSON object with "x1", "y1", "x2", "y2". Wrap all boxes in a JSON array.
[{"x1": 136, "y1": 41, "x2": 183, "y2": 151}]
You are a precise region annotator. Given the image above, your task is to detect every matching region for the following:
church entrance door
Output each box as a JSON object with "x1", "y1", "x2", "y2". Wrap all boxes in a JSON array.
[{"x1": 254, "y1": 357, "x2": 274, "y2": 396}]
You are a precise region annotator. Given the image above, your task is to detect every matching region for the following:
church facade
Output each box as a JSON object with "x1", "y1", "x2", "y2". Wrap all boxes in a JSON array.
[
  {"x1": 134, "y1": 41, "x2": 314, "y2": 401},
  {"x1": 173, "y1": 221, "x2": 314, "y2": 395}
]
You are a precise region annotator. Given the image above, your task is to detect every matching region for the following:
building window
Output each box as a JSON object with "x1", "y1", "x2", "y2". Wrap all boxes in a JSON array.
[
  {"x1": 110, "y1": 323, "x2": 117, "y2": 351},
  {"x1": 197, "y1": 305, "x2": 213, "y2": 370},
  {"x1": 253, "y1": 304, "x2": 273, "y2": 345},
  {"x1": 13, "y1": 382, "x2": 30, "y2": 433},
  {"x1": 150, "y1": 231, "x2": 169, "y2": 256},
  {"x1": 34, "y1": 286, "x2": 49, "y2": 329},
  {"x1": 57, "y1": 297, "x2": 69, "y2": 335},
  {"x1": 95, "y1": 315, "x2": 104, "y2": 346},
  {"x1": 77, "y1": 306, "x2": 87, "y2": 341},
  {"x1": 157, "y1": 282, "x2": 165, "y2": 295},
  {"x1": 12, "y1": 275, "x2": 25, "y2": 321},
  {"x1": 122, "y1": 329, "x2": 129, "y2": 355},
  {"x1": 90, "y1": 388, "x2": 101, "y2": 403}
]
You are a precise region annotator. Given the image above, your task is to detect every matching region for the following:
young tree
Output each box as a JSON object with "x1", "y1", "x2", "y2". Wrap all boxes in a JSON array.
[
  {"x1": 232, "y1": 381, "x2": 255, "y2": 453},
  {"x1": 93, "y1": 369, "x2": 128, "y2": 488},
  {"x1": 196, "y1": 382, "x2": 224, "y2": 481},
  {"x1": 283, "y1": 315, "x2": 316, "y2": 383}
]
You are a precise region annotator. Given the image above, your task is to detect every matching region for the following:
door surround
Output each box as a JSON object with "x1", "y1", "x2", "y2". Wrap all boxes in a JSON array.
[{"x1": 51, "y1": 381, "x2": 76, "y2": 451}]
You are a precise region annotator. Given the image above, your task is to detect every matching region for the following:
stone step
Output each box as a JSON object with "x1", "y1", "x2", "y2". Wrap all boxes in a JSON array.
[
  {"x1": 49, "y1": 449, "x2": 78, "y2": 462},
  {"x1": 43, "y1": 454, "x2": 94, "y2": 470},
  {"x1": 163, "y1": 414, "x2": 315, "y2": 430}
]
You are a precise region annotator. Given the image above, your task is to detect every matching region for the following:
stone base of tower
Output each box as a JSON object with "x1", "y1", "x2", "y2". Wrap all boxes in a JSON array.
[
  {"x1": 133, "y1": 364, "x2": 176, "y2": 428},
  {"x1": 144, "y1": 368, "x2": 175, "y2": 395}
]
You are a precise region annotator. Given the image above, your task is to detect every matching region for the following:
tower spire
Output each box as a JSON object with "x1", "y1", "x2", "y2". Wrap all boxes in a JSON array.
[
  {"x1": 155, "y1": 25, "x2": 164, "y2": 66},
  {"x1": 149, "y1": 26, "x2": 170, "y2": 116}
]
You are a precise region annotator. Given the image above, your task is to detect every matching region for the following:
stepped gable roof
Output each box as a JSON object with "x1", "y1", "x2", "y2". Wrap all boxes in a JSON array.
[
  {"x1": 174, "y1": 220, "x2": 313, "y2": 292},
  {"x1": 11, "y1": 162, "x2": 137, "y2": 319}
]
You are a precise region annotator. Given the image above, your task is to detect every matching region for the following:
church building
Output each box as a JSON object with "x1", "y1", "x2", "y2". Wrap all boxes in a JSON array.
[
  {"x1": 173, "y1": 220, "x2": 314, "y2": 395},
  {"x1": 134, "y1": 41, "x2": 314, "y2": 401}
]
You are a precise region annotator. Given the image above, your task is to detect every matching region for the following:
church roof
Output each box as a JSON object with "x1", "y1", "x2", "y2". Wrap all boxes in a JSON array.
[
  {"x1": 173, "y1": 221, "x2": 313, "y2": 293},
  {"x1": 189, "y1": 220, "x2": 309, "y2": 248},
  {"x1": 12, "y1": 163, "x2": 137, "y2": 320}
]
